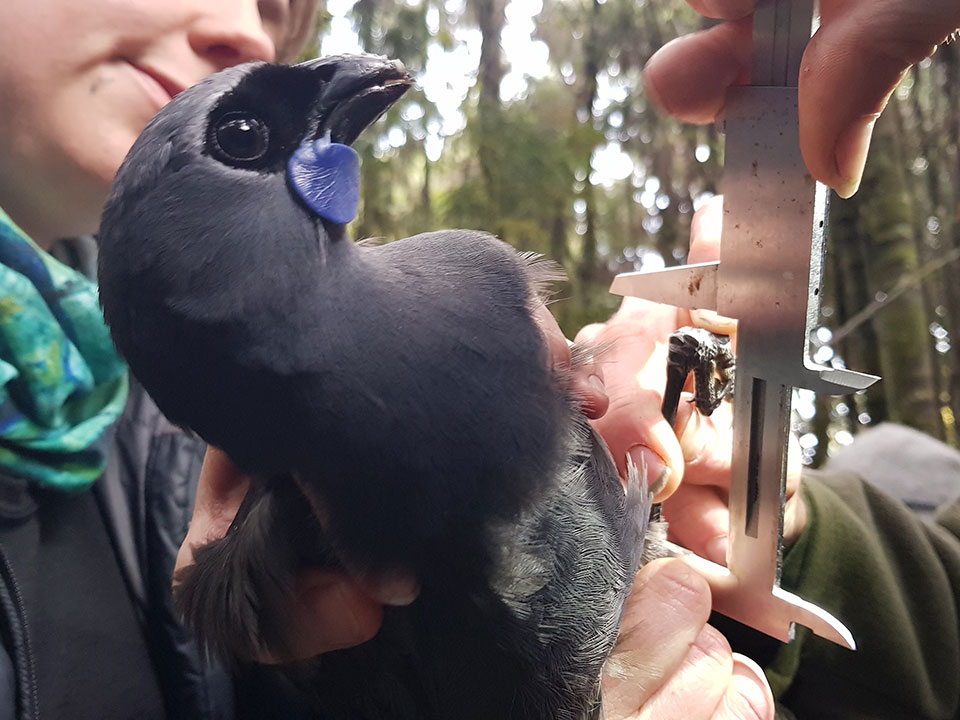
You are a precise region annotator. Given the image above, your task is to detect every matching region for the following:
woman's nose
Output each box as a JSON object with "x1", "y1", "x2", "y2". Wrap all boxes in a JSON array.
[{"x1": 188, "y1": 1, "x2": 277, "y2": 69}]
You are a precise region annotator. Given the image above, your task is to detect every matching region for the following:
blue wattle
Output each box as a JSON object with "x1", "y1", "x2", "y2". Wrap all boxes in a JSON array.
[{"x1": 287, "y1": 137, "x2": 360, "y2": 225}]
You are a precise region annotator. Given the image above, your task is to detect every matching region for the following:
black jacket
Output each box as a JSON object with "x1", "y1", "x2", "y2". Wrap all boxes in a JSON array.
[{"x1": 0, "y1": 381, "x2": 232, "y2": 720}]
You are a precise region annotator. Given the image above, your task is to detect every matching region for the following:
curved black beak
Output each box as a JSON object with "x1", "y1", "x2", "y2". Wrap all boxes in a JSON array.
[{"x1": 297, "y1": 54, "x2": 414, "y2": 145}]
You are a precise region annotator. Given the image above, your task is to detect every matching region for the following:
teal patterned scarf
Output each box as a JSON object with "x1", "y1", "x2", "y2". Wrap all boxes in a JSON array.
[{"x1": 0, "y1": 207, "x2": 128, "y2": 490}]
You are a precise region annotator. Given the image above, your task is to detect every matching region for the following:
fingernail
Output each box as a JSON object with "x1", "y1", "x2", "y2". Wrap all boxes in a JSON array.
[
  {"x1": 369, "y1": 574, "x2": 420, "y2": 606},
  {"x1": 834, "y1": 115, "x2": 878, "y2": 198},
  {"x1": 705, "y1": 535, "x2": 728, "y2": 565},
  {"x1": 643, "y1": 30, "x2": 743, "y2": 124},
  {"x1": 628, "y1": 446, "x2": 671, "y2": 497},
  {"x1": 579, "y1": 373, "x2": 609, "y2": 419},
  {"x1": 588, "y1": 373, "x2": 605, "y2": 394},
  {"x1": 731, "y1": 655, "x2": 775, "y2": 718},
  {"x1": 585, "y1": 373, "x2": 609, "y2": 418},
  {"x1": 650, "y1": 465, "x2": 672, "y2": 498}
]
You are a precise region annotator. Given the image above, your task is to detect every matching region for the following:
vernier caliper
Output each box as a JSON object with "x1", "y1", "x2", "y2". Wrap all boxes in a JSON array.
[{"x1": 611, "y1": 0, "x2": 878, "y2": 649}]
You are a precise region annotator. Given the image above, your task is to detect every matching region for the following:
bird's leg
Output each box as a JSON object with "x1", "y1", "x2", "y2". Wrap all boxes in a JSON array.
[
  {"x1": 661, "y1": 327, "x2": 735, "y2": 428},
  {"x1": 653, "y1": 328, "x2": 734, "y2": 526},
  {"x1": 662, "y1": 334, "x2": 693, "y2": 429}
]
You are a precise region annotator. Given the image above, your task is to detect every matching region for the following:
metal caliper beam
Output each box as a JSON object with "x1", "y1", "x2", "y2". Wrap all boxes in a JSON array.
[{"x1": 612, "y1": 0, "x2": 877, "y2": 649}]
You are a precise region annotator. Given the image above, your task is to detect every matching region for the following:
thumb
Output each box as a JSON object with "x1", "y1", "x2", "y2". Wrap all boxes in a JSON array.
[{"x1": 801, "y1": 0, "x2": 960, "y2": 197}]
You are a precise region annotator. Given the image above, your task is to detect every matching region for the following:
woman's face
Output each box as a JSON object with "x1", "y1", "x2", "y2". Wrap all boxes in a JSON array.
[{"x1": 0, "y1": 0, "x2": 292, "y2": 245}]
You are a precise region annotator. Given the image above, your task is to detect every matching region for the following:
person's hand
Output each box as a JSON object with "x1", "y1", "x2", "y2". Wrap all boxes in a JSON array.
[
  {"x1": 534, "y1": 301, "x2": 610, "y2": 420},
  {"x1": 659, "y1": 197, "x2": 806, "y2": 558},
  {"x1": 661, "y1": 378, "x2": 807, "y2": 564},
  {"x1": 643, "y1": 0, "x2": 960, "y2": 198},
  {"x1": 175, "y1": 447, "x2": 390, "y2": 660},
  {"x1": 579, "y1": 196, "x2": 807, "y2": 563},
  {"x1": 574, "y1": 197, "x2": 733, "y2": 503},
  {"x1": 603, "y1": 558, "x2": 775, "y2": 719}
]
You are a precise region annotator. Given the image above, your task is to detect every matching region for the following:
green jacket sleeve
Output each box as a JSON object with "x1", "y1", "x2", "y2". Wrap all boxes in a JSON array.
[{"x1": 765, "y1": 470, "x2": 960, "y2": 720}]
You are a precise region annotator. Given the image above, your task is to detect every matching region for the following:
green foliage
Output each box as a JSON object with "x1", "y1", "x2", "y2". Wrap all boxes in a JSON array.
[{"x1": 443, "y1": 97, "x2": 574, "y2": 234}]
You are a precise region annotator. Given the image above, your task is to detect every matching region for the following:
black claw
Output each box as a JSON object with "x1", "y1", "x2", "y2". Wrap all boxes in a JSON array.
[{"x1": 661, "y1": 327, "x2": 735, "y2": 430}]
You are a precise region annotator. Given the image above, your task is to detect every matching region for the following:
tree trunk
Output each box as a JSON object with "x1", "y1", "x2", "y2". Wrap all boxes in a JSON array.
[
  {"x1": 474, "y1": 0, "x2": 507, "y2": 221},
  {"x1": 828, "y1": 195, "x2": 887, "y2": 428},
  {"x1": 907, "y1": 64, "x2": 956, "y2": 435},
  {"x1": 943, "y1": 45, "x2": 960, "y2": 433},
  {"x1": 475, "y1": 0, "x2": 507, "y2": 109},
  {"x1": 550, "y1": 200, "x2": 567, "y2": 265},
  {"x1": 574, "y1": 0, "x2": 604, "y2": 317},
  {"x1": 891, "y1": 92, "x2": 945, "y2": 436},
  {"x1": 852, "y1": 111, "x2": 942, "y2": 437}
]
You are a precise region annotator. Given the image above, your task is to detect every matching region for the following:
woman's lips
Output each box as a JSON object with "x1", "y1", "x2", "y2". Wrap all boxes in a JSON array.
[{"x1": 129, "y1": 62, "x2": 185, "y2": 111}]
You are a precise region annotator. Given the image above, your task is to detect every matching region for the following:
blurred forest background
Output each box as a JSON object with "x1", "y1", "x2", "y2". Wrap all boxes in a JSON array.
[{"x1": 303, "y1": 0, "x2": 960, "y2": 464}]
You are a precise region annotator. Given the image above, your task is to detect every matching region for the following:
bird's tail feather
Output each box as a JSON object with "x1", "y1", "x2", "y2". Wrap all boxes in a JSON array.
[{"x1": 173, "y1": 475, "x2": 331, "y2": 667}]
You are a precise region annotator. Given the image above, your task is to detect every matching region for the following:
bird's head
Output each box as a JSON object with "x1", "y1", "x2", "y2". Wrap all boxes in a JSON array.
[
  {"x1": 99, "y1": 54, "x2": 413, "y2": 305},
  {"x1": 98, "y1": 53, "x2": 419, "y2": 501},
  {"x1": 115, "y1": 52, "x2": 410, "y2": 203},
  {"x1": 99, "y1": 55, "x2": 570, "y2": 577},
  {"x1": 196, "y1": 54, "x2": 413, "y2": 226}
]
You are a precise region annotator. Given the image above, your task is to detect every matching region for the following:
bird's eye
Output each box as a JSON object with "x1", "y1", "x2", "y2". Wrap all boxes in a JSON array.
[{"x1": 212, "y1": 112, "x2": 269, "y2": 163}]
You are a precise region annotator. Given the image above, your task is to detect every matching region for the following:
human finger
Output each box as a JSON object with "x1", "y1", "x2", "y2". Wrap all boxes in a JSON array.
[
  {"x1": 800, "y1": 0, "x2": 960, "y2": 197},
  {"x1": 670, "y1": 403, "x2": 808, "y2": 556},
  {"x1": 603, "y1": 558, "x2": 714, "y2": 714},
  {"x1": 663, "y1": 482, "x2": 730, "y2": 565},
  {"x1": 571, "y1": 349, "x2": 610, "y2": 420},
  {"x1": 175, "y1": 448, "x2": 386, "y2": 659},
  {"x1": 534, "y1": 303, "x2": 609, "y2": 419},
  {"x1": 632, "y1": 624, "x2": 734, "y2": 719},
  {"x1": 673, "y1": 396, "x2": 734, "y2": 488},
  {"x1": 643, "y1": 17, "x2": 753, "y2": 126},
  {"x1": 576, "y1": 298, "x2": 688, "y2": 500},
  {"x1": 175, "y1": 446, "x2": 251, "y2": 573},
  {"x1": 663, "y1": 464, "x2": 808, "y2": 566},
  {"x1": 716, "y1": 655, "x2": 776, "y2": 720},
  {"x1": 688, "y1": 193, "x2": 724, "y2": 264},
  {"x1": 686, "y1": 194, "x2": 739, "y2": 335},
  {"x1": 605, "y1": 559, "x2": 774, "y2": 720},
  {"x1": 259, "y1": 569, "x2": 384, "y2": 662},
  {"x1": 533, "y1": 301, "x2": 572, "y2": 371},
  {"x1": 575, "y1": 322, "x2": 607, "y2": 346},
  {"x1": 783, "y1": 487, "x2": 809, "y2": 549}
]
